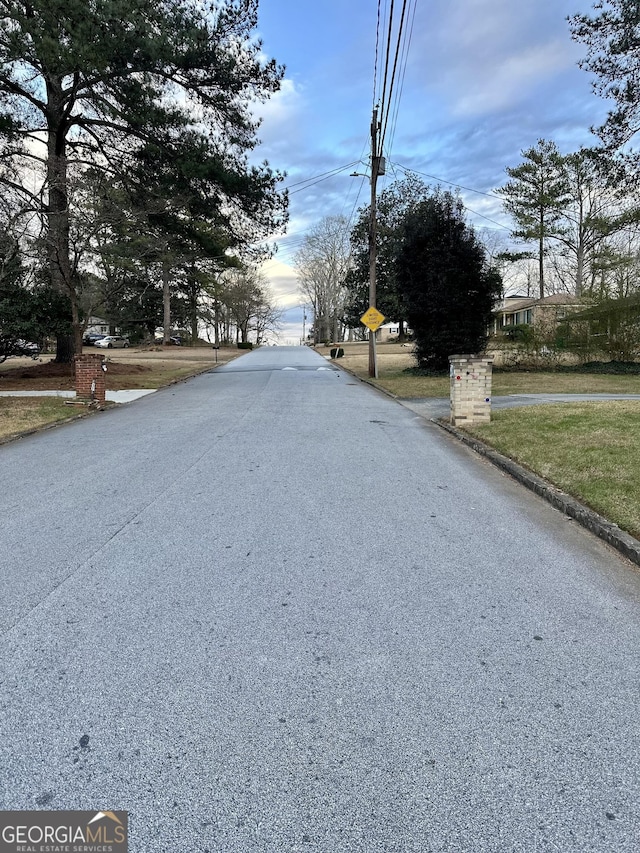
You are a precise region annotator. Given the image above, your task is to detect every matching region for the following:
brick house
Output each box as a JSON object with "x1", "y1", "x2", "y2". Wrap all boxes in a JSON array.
[{"x1": 492, "y1": 294, "x2": 586, "y2": 338}]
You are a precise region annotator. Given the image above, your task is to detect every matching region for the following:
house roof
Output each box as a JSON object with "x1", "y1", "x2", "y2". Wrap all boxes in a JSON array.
[
  {"x1": 495, "y1": 297, "x2": 536, "y2": 314},
  {"x1": 495, "y1": 293, "x2": 584, "y2": 315},
  {"x1": 562, "y1": 292, "x2": 640, "y2": 321},
  {"x1": 537, "y1": 293, "x2": 583, "y2": 305}
]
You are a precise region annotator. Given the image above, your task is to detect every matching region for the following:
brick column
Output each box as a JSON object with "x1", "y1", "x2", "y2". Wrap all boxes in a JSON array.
[
  {"x1": 449, "y1": 354, "x2": 493, "y2": 426},
  {"x1": 74, "y1": 353, "x2": 106, "y2": 404}
]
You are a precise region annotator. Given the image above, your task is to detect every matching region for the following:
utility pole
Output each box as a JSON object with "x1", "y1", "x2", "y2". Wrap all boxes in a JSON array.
[{"x1": 369, "y1": 106, "x2": 382, "y2": 378}]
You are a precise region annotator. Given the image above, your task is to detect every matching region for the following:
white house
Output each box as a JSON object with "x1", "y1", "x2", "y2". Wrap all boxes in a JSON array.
[{"x1": 376, "y1": 322, "x2": 412, "y2": 342}]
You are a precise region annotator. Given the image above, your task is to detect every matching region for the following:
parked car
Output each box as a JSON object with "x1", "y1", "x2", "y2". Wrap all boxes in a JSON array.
[
  {"x1": 15, "y1": 339, "x2": 40, "y2": 356},
  {"x1": 83, "y1": 332, "x2": 106, "y2": 345},
  {"x1": 0, "y1": 339, "x2": 40, "y2": 362},
  {"x1": 95, "y1": 335, "x2": 129, "y2": 349}
]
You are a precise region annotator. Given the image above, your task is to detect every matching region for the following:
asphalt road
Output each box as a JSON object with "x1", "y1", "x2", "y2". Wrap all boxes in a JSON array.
[{"x1": 1, "y1": 346, "x2": 639, "y2": 852}]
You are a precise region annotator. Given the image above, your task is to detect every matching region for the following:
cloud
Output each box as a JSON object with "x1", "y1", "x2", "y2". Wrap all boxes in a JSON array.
[
  {"x1": 407, "y1": 0, "x2": 585, "y2": 119},
  {"x1": 273, "y1": 313, "x2": 306, "y2": 345},
  {"x1": 260, "y1": 257, "x2": 300, "y2": 307},
  {"x1": 451, "y1": 39, "x2": 572, "y2": 117},
  {"x1": 255, "y1": 77, "x2": 306, "y2": 159}
]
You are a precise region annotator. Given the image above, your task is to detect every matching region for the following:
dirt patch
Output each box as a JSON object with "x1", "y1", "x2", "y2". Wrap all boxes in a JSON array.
[
  {"x1": 0, "y1": 359, "x2": 152, "y2": 390},
  {"x1": 0, "y1": 346, "x2": 239, "y2": 391}
]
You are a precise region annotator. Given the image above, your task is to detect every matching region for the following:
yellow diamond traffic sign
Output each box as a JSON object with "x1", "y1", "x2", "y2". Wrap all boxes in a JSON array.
[{"x1": 360, "y1": 306, "x2": 385, "y2": 332}]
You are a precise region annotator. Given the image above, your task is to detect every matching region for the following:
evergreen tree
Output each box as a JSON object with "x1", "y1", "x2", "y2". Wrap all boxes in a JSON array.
[
  {"x1": 569, "y1": 1, "x2": 640, "y2": 154},
  {"x1": 395, "y1": 190, "x2": 502, "y2": 371},
  {"x1": 0, "y1": 231, "x2": 72, "y2": 357},
  {"x1": 345, "y1": 174, "x2": 430, "y2": 335},
  {"x1": 497, "y1": 140, "x2": 570, "y2": 299},
  {"x1": 549, "y1": 148, "x2": 620, "y2": 297}
]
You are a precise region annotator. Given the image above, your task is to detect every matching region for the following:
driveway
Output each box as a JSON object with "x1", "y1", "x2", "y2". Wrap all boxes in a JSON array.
[{"x1": 400, "y1": 392, "x2": 640, "y2": 420}]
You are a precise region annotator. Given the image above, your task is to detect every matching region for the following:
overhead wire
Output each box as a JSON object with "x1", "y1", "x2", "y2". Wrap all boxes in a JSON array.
[
  {"x1": 378, "y1": 0, "x2": 395, "y2": 136},
  {"x1": 375, "y1": 0, "x2": 389, "y2": 106},
  {"x1": 385, "y1": 0, "x2": 418, "y2": 157},
  {"x1": 393, "y1": 162, "x2": 502, "y2": 199},
  {"x1": 374, "y1": 0, "x2": 507, "y2": 233},
  {"x1": 379, "y1": 0, "x2": 409, "y2": 158},
  {"x1": 391, "y1": 162, "x2": 510, "y2": 230},
  {"x1": 275, "y1": 0, "x2": 406, "y2": 275},
  {"x1": 373, "y1": 0, "x2": 382, "y2": 109},
  {"x1": 271, "y1": 2, "x2": 519, "y2": 328},
  {"x1": 262, "y1": 1, "x2": 418, "y2": 312},
  {"x1": 345, "y1": 174, "x2": 369, "y2": 234},
  {"x1": 285, "y1": 161, "x2": 361, "y2": 194},
  {"x1": 340, "y1": 138, "x2": 371, "y2": 222},
  {"x1": 462, "y1": 206, "x2": 511, "y2": 231}
]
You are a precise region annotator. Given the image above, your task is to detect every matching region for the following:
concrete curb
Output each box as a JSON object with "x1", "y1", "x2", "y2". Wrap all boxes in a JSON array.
[
  {"x1": 0, "y1": 408, "x2": 98, "y2": 448},
  {"x1": 336, "y1": 363, "x2": 640, "y2": 568},
  {"x1": 434, "y1": 416, "x2": 640, "y2": 569}
]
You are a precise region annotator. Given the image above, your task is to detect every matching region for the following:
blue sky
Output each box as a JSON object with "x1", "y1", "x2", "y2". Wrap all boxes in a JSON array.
[{"x1": 251, "y1": 0, "x2": 608, "y2": 343}]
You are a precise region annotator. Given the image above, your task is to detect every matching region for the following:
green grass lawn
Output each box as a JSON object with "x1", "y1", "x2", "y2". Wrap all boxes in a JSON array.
[
  {"x1": 365, "y1": 368, "x2": 640, "y2": 399},
  {"x1": 0, "y1": 397, "x2": 73, "y2": 441},
  {"x1": 465, "y1": 401, "x2": 640, "y2": 540}
]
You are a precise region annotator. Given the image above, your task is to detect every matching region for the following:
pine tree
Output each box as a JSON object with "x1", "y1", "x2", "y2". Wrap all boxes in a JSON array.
[
  {"x1": 497, "y1": 140, "x2": 570, "y2": 299},
  {"x1": 569, "y1": 0, "x2": 640, "y2": 153}
]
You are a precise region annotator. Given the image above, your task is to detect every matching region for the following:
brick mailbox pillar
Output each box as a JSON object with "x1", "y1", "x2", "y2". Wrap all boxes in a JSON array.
[
  {"x1": 75, "y1": 353, "x2": 107, "y2": 404},
  {"x1": 449, "y1": 354, "x2": 493, "y2": 426}
]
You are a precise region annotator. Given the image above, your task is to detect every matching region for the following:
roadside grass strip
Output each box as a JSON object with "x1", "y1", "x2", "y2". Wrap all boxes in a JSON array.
[
  {"x1": 492, "y1": 371, "x2": 640, "y2": 397},
  {"x1": 370, "y1": 370, "x2": 640, "y2": 399},
  {"x1": 465, "y1": 401, "x2": 640, "y2": 540},
  {"x1": 0, "y1": 397, "x2": 72, "y2": 440},
  {"x1": 373, "y1": 370, "x2": 449, "y2": 398}
]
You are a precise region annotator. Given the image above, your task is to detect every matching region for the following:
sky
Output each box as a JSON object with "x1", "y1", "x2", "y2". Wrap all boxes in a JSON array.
[{"x1": 249, "y1": 0, "x2": 609, "y2": 344}]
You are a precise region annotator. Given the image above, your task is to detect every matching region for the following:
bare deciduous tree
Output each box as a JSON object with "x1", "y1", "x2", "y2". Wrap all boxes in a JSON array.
[
  {"x1": 221, "y1": 268, "x2": 282, "y2": 344},
  {"x1": 295, "y1": 216, "x2": 351, "y2": 344}
]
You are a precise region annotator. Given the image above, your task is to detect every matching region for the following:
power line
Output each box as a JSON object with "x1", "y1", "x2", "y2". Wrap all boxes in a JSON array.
[
  {"x1": 379, "y1": 0, "x2": 409, "y2": 157},
  {"x1": 391, "y1": 162, "x2": 510, "y2": 229},
  {"x1": 462, "y1": 206, "x2": 511, "y2": 231},
  {"x1": 378, "y1": 0, "x2": 396, "y2": 149},
  {"x1": 386, "y1": 0, "x2": 418, "y2": 157},
  {"x1": 373, "y1": 0, "x2": 382, "y2": 109},
  {"x1": 394, "y1": 162, "x2": 502, "y2": 199},
  {"x1": 340, "y1": 137, "x2": 371, "y2": 222},
  {"x1": 285, "y1": 162, "x2": 361, "y2": 195}
]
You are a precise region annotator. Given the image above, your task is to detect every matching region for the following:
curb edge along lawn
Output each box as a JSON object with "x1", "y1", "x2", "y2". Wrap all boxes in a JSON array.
[
  {"x1": 435, "y1": 417, "x2": 640, "y2": 570},
  {"x1": 336, "y1": 362, "x2": 640, "y2": 570}
]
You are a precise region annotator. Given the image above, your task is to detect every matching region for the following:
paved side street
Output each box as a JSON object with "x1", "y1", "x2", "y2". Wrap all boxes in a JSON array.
[{"x1": 1, "y1": 346, "x2": 639, "y2": 852}]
